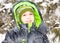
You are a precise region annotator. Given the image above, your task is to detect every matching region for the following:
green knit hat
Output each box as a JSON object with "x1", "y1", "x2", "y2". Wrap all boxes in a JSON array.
[
  {"x1": 16, "y1": 6, "x2": 34, "y2": 15},
  {"x1": 16, "y1": 6, "x2": 34, "y2": 23}
]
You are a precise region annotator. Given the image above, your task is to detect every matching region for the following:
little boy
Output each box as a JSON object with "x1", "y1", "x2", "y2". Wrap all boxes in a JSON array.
[{"x1": 2, "y1": 1, "x2": 49, "y2": 43}]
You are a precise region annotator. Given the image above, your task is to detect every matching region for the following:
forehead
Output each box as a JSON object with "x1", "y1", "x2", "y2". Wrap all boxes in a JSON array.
[{"x1": 22, "y1": 11, "x2": 34, "y2": 15}]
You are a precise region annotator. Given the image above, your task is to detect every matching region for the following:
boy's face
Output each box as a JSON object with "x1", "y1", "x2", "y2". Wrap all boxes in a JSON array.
[{"x1": 21, "y1": 11, "x2": 34, "y2": 24}]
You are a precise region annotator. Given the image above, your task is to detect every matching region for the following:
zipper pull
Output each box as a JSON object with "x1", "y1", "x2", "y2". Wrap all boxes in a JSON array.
[{"x1": 22, "y1": 39, "x2": 25, "y2": 43}]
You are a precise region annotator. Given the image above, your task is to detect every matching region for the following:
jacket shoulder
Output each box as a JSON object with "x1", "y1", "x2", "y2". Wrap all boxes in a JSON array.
[
  {"x1": 9, "y1": 27, "x2": 19, "y2": 33},
  {"x1": 38, "y1": 21, "x2": 49, "y2": 34}
]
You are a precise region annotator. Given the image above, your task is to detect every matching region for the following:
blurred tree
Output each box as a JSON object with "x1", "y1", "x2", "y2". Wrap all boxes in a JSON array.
[
  {"x1": 0, "y1": 19, "x2": 4, "y2": 27},
  {"x1": 36, "y1": 1, "x2": 60, "y2": 43},
  {"x1": 51, "y1": 28, "x2": 60, "y2": 41}
]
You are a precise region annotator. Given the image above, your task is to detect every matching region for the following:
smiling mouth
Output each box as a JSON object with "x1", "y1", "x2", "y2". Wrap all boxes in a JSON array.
[{"x1": 26, "y1": 20, "x2": 32, "y2": 22}]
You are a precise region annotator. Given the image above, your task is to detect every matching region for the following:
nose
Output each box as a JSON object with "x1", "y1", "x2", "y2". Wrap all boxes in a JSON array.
[{"x1": 26, "y1": 15, "x2": 30, "y2": 19}]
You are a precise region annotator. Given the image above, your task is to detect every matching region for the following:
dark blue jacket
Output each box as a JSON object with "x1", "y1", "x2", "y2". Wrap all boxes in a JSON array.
[
  {"x1": 2, "y1": 22, "x2": 49, "y2": 43},
  {"x1": 2, "y1": 1, "x2": 49, "y2": 43}
]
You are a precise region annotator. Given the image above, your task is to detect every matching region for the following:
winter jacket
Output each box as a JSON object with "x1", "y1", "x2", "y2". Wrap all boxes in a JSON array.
[
  {"x1": 2, "y1": 22, "x2": 49, "y2": 43},
  {"x1": 2, "y1": 1, "x2": 49, "y2": 43}
]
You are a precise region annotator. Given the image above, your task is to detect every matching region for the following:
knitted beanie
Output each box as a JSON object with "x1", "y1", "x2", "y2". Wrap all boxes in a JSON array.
[{"x1": 16, "y1": 6, "x2": 34, "y2": 16}]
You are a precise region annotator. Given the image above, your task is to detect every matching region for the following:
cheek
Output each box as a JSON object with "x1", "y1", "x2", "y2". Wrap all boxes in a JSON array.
[
  {"x1": 32, "y1": 17, "x2": 34, "y2": 22},
  {"x1": 31, "y1": 16, "x2": 34, "y2": 22},
  {"x1": 21, "y1": 17, "x2": 25, "y2": 21},
  {"x1": 21, "y1": 17, "x2": 26, "y2": 22}
]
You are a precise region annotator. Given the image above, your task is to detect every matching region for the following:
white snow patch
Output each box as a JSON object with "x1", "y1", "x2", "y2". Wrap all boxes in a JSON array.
[
  {"x1": 55, "y1": 6, "x2": 60, "y2": 17},
  {"x1": 3, "y1": 3, "x2": 13, "y2": 9},
  {"x1": 52, "y1": 0, "x2": 59, "y2": 4},
  {"x1": 0, "y1": 34, "x2": 6, "y2": 43},
  {"x1": 34, "y1": 0, "x2": 43, "y2": 3},
  {"x1": 0, "y1": 0, "x2": 7, "y2": 3},
  {"x1": 41, "y1": 2, "x2": 47, "y2": 7}
]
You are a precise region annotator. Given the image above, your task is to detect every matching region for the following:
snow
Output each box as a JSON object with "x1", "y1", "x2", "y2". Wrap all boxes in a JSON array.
[
  {"x1": 0, "y1": 0, "x2": 4, "y2": 3},
  {"x1": 41, "y1": 2, "x2": 47, "y2": 7},
  {"x1": 52, "y1": 0, "x2": 59, "y2": 4},
  {"x1": 34, "y1": 0, "x2": 43, "y2": 3},
  {"x1": 3, "y1": 3, "x2": 13, "y2": 9},
  {"x1": 0, "y1": 3, "x2": 13, "y2": 12},
  {"x1": 55, "y1": 6, "x2": 60, "y2": 17},
  {"x1": 47, "y1": 32, "x2": 60, "y2": 43},
  {"x1": 0, "y1": 34, "x2": 6, "y2": 43},
  {"x1": 0, "y1": 0, "x2": 6, "y2": 3}
]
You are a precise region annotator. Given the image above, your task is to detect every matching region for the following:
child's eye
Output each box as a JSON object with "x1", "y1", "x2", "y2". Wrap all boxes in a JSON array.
[
  {"x1": 23, "y1": 14, "x2": 26, "y2": 16},
  {"x1": 30, "y1": 14, "x2": 33, "y2": 15}
]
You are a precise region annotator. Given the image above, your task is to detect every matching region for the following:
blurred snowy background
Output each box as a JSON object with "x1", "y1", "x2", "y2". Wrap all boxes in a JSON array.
[{"x1": 0, "y1": 0, "x2": 60, "y2": 43}]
